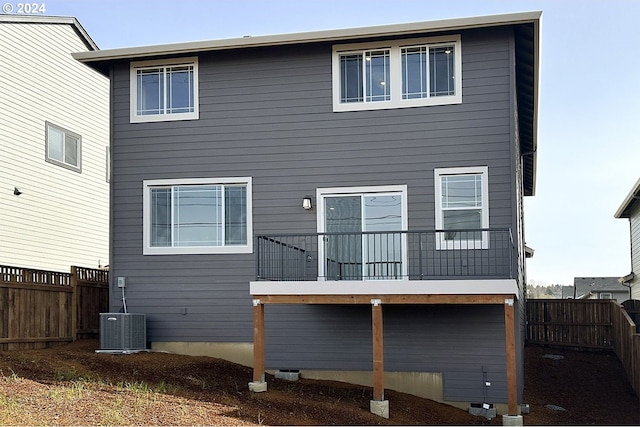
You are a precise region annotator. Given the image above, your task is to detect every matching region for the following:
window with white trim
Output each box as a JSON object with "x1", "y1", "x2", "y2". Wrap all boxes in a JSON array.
[
  {"x1": 45, "y1": 121, "x2": 81, "y2": 173},
  {"x1": 599, "y1": 292, "x2": 613, "y2": 300},
  {"x1": 333, "y1": 35, "x2": 461, "y2": 112},
  {"x1": 434, "y1": 166, "x2": 489, "y2": 249},
  {"x1": 143, "y1": 177, "x2": 252, "y2": 255},
  {"x1": 130, "y1": 57, "x2": 199, "y2": 123}
]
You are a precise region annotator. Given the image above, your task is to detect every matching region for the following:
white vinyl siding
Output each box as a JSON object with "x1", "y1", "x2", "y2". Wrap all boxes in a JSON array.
[{"x1": 0, "y1": 21, "x2": 109, "y2": 272}]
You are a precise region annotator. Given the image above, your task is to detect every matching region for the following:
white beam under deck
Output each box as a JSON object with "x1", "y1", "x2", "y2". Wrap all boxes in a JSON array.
[{"x1": 250, "y1": 278, "x2": 518, "y2": 296}]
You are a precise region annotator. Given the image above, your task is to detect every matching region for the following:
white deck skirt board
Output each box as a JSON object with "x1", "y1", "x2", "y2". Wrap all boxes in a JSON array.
[{"x1": 250, "y1": 279, "x2": 518, "y2": 296}]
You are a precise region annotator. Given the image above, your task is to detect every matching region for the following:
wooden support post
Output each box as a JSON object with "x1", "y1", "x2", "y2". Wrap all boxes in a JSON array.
[
  {"x1": 504, "y1": 298, "x2": 518, "y2": 415},
  {"x1": 70, "y1": 266, "x2": 78, "y2": 342},
  {"x1": 252, "y1": 299, "x2": 265, "y2": 383},
  {"x1": 371, "y1": 299, "x2": 384, "y2": 401}
]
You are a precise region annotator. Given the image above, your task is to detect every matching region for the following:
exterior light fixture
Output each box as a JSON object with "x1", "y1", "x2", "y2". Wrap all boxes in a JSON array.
[
  {"x1": 13, "y1": 187, "x2": 22, "y2": 196},
  {"x1": 302, "y1": 196, "x2": 313, "y2": 210}
]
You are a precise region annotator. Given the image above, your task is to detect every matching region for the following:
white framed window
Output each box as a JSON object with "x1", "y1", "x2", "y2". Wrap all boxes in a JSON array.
[
  {"x1": 45, "y1": 121, "x2": 81, "y2": 173},
  {"x1": 143, "y1": 177, "x2": 252, "y2": 255},
  {"x1": 332, "y1": 35, "x2": 461, "y2": 112},
  {"x1": 130, "y1": 57, "x2": 199, "y2": 123},
  {"x1": 599, "y1": 292, "x2": 613, "y2": 300},
  {"x1": 434, "y1": 166, "x2": 489, "y2": 249},
  {"x1": 317, "y1": 185, "x2": 408, "y2": 280}
]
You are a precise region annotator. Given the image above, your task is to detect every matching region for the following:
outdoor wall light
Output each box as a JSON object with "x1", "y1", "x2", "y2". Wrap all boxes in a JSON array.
[
  {"x1": 13, "y1": 187, "x2": 22, "y2": 196},
  {"x1": 302, "y1": 196, "x2": 313, "y2": 210}
]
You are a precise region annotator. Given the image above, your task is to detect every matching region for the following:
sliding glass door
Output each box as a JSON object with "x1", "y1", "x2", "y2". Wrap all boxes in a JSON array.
[{"x1": 320, "y1": 187, "x2": 406, "y2": 280}]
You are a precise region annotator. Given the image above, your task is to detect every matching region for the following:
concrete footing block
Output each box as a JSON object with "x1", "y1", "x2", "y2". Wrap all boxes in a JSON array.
[
  {"x1": 502, "y1": 415, "x2": 523, "y2": 426},
  {"x1": 370, "y1": 400, "x2": 389, "y2": 419},
  {"x1": 248, "y1": 381, "x2": 267, "y2": 392}
]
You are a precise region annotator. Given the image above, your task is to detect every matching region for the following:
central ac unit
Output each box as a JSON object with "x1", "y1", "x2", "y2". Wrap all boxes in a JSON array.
[{"x1": 98, "y1": 313, "x2": 147, "y2": 353}]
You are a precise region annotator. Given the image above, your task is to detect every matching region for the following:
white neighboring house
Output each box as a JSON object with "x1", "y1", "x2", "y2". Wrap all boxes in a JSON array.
[
  {"x1": 615, "y1": 178, "x2": 640, "y2": 300},
  {"x1": 0, "y1": 15, "x2": 109, "y2": 272}
]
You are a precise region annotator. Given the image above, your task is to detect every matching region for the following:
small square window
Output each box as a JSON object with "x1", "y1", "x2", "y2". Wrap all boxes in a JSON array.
[
  {"x1": 130, "y1": 57, "x2": 199, "y2": 123},
  {"x1": 45, "y1": 122, "x2": 81, "y2": 173}
]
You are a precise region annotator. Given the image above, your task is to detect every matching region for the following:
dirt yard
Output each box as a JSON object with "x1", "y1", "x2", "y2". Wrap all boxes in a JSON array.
[{"x1": 0, "y1": 339, "x2": 638, "y2": 425}]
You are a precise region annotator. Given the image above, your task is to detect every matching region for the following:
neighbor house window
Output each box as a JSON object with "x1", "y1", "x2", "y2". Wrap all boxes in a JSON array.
[
  {"x1": 333, "y1": 35, "x2": 461, "y2": 112},
  {"x1": 130, "y1": 57, "x2": 199, "y2": 123},
  {"x1": 143, "y1": 177, "x2": 252, "y2": 255},
  {"x1": 45, "y1": 121, "x2": 81, "y2": 173},
  {"x1": 434, "y1": 166, "x2": 489, "y2": 249},
  {"x1": 599, "y1": 292, "x2": 613, "y2": 299}
]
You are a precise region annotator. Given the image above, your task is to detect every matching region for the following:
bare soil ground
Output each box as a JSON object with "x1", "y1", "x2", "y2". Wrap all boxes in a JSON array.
[{"x1": 0, "y1": 339, "x2": 638, "y2": 425}]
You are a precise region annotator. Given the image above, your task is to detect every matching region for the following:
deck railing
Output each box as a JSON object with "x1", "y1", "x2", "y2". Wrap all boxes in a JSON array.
[{"x1": 255, "y1": 228, "x2": 514, "y2": 281}]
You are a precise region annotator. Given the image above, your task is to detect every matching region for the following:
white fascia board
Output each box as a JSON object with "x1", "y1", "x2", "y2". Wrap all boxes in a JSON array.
[
  {"x1": 0, "y1": 15, "x2": 98, "y2": 50},
  {"x1": 73, "y1": 11, "x2": 541, "y2": 64},
  {"x1": 250, "y1": 279, "x2": 519, "y2": 296},
  {"x1": 615, "y1": 177, "x2": 640, "y2": 218}
]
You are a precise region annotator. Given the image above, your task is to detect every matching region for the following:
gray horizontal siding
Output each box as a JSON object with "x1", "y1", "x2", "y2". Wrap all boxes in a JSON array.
[
  {"x1": 265, "y1": 304, "x2": 509, "y2": 402},
  {"x1": 110, "y1": 26, "x2": 521, "y2": 402}
]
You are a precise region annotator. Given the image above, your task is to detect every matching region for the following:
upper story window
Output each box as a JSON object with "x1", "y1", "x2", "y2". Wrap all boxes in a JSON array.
[
  {"x1": 434, "y1": 166, "x2": 488, "y2": 249},
  {"x1": 45, "y1": 121, "x2": 81, "y2": 173},
  {"x1": 143, "y1": 177, "x2": 252, "y2": 255},
  {"x1": 130, "y1": 57, "x2": 199, "y2": 123},
  {"x1": 332, "y1": 35, "x2": 461, "y2": 112}
]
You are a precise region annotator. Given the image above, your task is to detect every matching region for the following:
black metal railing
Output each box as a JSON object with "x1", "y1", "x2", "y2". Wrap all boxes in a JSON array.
[{"x1": 255, "y1": 228, "x2": 515, "y2": 281}]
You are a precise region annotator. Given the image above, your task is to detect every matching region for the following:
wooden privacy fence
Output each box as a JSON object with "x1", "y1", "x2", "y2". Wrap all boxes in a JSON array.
[
  {"x1": 0, "y1": 265, "x2": 109, "y2": 350},
  {"x1": 527, "y1": 299, "x2": 640, "y2": 395},
  {"x1": 527, "y1": 299, "x2": 613, "y2": 349}
]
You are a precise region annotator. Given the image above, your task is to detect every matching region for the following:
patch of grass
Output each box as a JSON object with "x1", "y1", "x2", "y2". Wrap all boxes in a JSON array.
[
  {"x1": 117, "y1": 380, "x2": 180, "y2": 396},
  {"x1": 48, "y1": 380, "x2": 88, "y2": 400},
  {"x1": 0, "y1": 368, "x2": 19, "y2": 381}
]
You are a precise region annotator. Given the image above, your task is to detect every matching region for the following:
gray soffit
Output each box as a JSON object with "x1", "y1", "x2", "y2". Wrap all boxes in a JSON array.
[
  {"x1": 0, "y1": 14, "x2": 98, "y2": 50},
  {"x1": 615, "y1": 177, "x2": 640, "y2": 218}
]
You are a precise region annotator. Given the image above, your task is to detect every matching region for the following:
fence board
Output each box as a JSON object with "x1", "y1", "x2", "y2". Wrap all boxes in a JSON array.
[
  {"x1": 526, "y1": 299, "x2": 613, "y2": 349},
  {"x1": 527, "y1": 299, "x2": 640, "y2": 396},
  {"x1": 0, "y1": 265, "x2": 108, "y2": 351}
]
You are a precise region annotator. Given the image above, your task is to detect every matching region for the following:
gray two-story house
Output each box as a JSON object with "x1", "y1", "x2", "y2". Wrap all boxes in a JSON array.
[{"x1": 75, "y1": 11, "x2": 540, "y2": 420}]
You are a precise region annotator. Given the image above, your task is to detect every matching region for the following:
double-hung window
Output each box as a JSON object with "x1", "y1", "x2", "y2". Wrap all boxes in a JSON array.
[
  {"x1": 434, "y1": 167, "x2": 489, "y2": 249},
  {"x1": 333, "y1": 35, "x2": 461, "y2": 111},
  {"x1": 143, "y1": 177, "x2": 252, "y2": 254},
  {"x1": 45, "y1": 121, "x2": 81, "y2": 173},
  {"x1": 130, "y1": 57, "x2": 199, "y2": 123}
]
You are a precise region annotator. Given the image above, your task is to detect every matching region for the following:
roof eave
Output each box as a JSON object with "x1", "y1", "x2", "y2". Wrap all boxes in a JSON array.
[
  {"x1": 73, "y1": 11, "x2": 541, "y2": 65},
  {"x1": 0, "y1": 14, "x2": 98, "y2": 50},
  {"x1": 614, "y1": 177, "x2": 640, "y2": 218}
]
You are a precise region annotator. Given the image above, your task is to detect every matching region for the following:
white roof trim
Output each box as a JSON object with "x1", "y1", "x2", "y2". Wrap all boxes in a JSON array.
[
  {"x1": 615, "y1": 177, "x2": 640, "y2": 218},
  {"x1": 0, "y1": 14, "x2": 98, "y2": 50},
  {"x1": 73, "y1": 11, "x2": 541, "y2": 63}
]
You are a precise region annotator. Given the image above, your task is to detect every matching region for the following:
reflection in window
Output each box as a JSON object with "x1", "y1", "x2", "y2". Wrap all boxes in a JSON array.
[
  {"x1": 402, "y1": 45, "x2": 455, "y2": 99},
  {"x1": 150, "y1": 184, "x2": 247, "y2": 248},
  {"x1": 340, "y1": 49, "x2": 390, "y2": 103},
  {"x1": 45, "y1": 121, "x2": 81, "y2": 173},
  {"x1": 136, "y1": 64, "x2": 195, "y2": 116}
]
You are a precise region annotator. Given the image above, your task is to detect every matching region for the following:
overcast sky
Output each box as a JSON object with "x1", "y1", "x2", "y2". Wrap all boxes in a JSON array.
[{"x1": 20, "y1": 0, "x2": 640, "y2": 286}]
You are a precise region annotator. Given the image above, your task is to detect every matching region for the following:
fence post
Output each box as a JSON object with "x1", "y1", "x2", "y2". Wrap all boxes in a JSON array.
[{"x1": 70, "y1": 266, "x2": 78, "y2": 342}]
